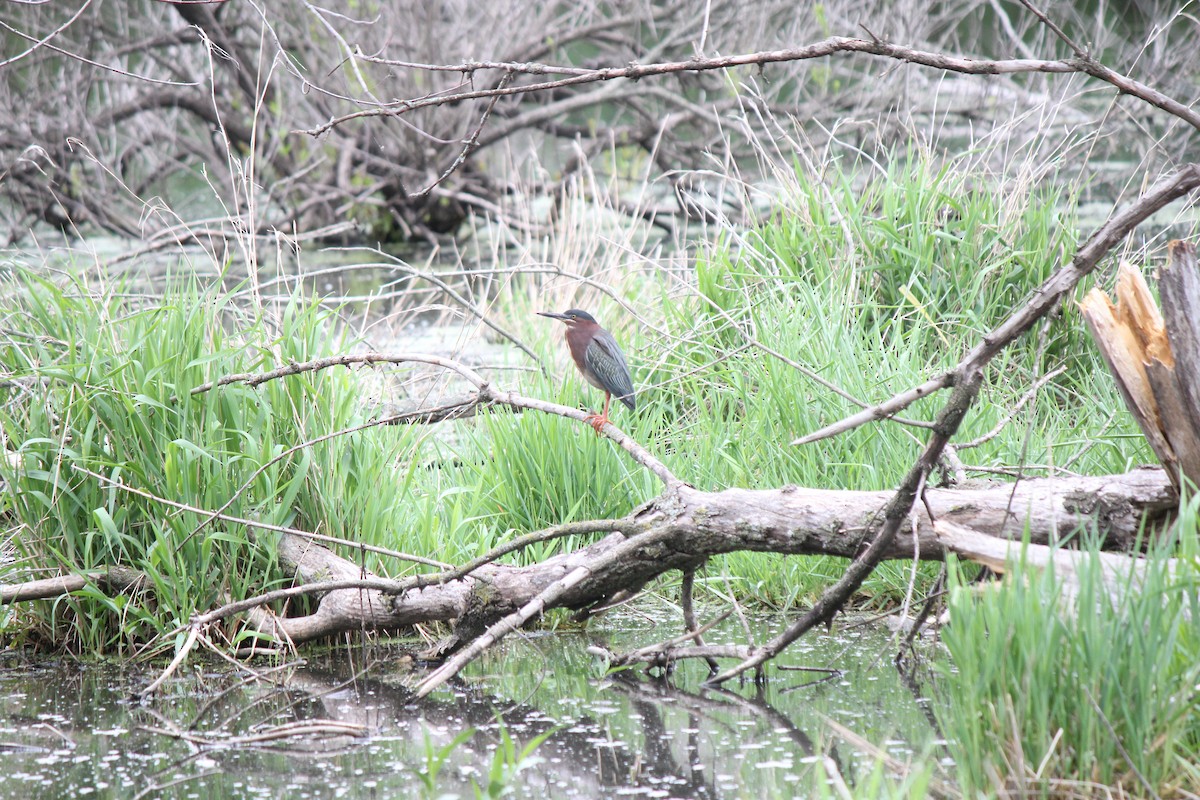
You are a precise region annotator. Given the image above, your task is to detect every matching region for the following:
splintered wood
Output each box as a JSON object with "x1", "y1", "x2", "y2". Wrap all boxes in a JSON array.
[{"x1": 1079, "y1": 240, "x2": 1200, "y2": 490}]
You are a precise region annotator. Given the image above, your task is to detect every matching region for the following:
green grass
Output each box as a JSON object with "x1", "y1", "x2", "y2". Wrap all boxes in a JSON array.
[
  {"x1": 617, "y1": 154, "x2": 1149, "y2": 606},
  {"x1": 0, "y1": 153, "x2": 1158, "y2": 651},
  {"x1": 936, "y1": 518, "x2": 1200, "y2": 797},
  {"x1": 0, "y1": 274, "x2": 417, "y2": 652}
]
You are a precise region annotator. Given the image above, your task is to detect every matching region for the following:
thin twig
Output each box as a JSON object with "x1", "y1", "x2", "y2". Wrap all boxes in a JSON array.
[
  {"x1": 191, "y1": 351, "x2": 682, "y2": 487},
  {"x1": 1082, "y1": 685, "x2": 1162, "y2": 800},
  {"x1": 792, "y1": 374, "x2": 952, "y2": 445},
  {"x1": 130, "y1": 770, "x2": 220, "y2": 800},
  {"x1": 898, "y1": 567, "x2": 947, "y2": 661},
  {"x1": 188, "y1": 352, "x2": 487, "y2": 396},
  {"x1": 0, "y1": 3, "x2": 197, "y2": 87},
  {"x1": 598, "y1": 642, "x2": 754, "y2": 668},
  {"x1": 957, "y1": 365, "x2": 1067, "y2": 450},
  {"x1": 680, "y1": 565, "x2": 720, "y2": 672},
  {"x1": 410, "y1": 71, "x2": 514, "y2": 199},
  {"x1": 73, "y1": 465, "x2": 449, "y2": 569},
  {"x1": 1017, "y1": 0, "x2": 1086, "y2": 54},
  {"x1": 602, "y1": 608, "x2": 736, "y2": 669},
  {"x1": 412, "y1": 518, "x2": 638, "y2": 591},
  {"x1": 140, "y1": 624, "x2": 202, "y2": 699}
]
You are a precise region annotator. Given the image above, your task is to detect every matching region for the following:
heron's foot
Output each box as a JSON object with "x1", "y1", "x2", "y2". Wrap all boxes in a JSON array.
[{"x1": 584, "y1": 411, "x2": 610, "y2": 435}]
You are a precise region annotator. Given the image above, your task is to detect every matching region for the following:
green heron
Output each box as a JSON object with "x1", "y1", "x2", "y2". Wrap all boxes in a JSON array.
[{"x1": 538, "y1": 308, "x2": 636, "y2": 433}]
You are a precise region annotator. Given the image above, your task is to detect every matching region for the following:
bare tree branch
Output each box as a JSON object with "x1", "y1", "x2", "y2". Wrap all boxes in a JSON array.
[
  {"x1": 713, "y1": 164, "x2": 1200, "y2": 683},
  {"x1": 710, "y1": 370, "x2": 984, "y2": 684},
  {"x1": 303, "y1": 39, "x2": 1072, "y2": 135},
  {"x1": 303, "y1": 35, "x2": 1200, "y2": 137},
  {"x1": 190, "y1": 351, "x2": 684, "y2": 488}
]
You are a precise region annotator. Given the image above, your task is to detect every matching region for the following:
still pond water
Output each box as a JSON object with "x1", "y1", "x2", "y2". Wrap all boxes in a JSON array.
[{"x1": 0, "y1": 611, "x2": 944, "y2": 799}]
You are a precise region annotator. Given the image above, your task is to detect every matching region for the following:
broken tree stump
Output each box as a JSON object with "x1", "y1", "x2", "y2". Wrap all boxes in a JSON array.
[{"x1": 1079, "y1": 240, "x2": 1200, "y2": 490}]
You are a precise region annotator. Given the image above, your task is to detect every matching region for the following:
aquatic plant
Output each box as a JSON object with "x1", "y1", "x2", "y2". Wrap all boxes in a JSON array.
[
  {"x1": 937, "y1": 519, "x2": 1200, "y2": 797},
  {"x1": 0, "y1": 273, "x2": 412, "y2": 653}
]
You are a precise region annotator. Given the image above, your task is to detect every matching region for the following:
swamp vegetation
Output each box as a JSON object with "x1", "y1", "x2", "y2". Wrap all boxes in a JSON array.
[{"x1": 2, "y1": 1, "x2": 1200, "y2": 797}]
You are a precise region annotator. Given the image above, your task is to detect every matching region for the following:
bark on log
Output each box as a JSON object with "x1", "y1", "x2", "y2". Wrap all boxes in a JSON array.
[
  {"x1": 250, "y1": 468, "x2": 1175, "y2": 644},
  {"x1": 245, "y1": 533, "x2": 474, "y2": 643},
  {"x1": 1158, "y1": 240, "x2": 1200, "y2": 465}
]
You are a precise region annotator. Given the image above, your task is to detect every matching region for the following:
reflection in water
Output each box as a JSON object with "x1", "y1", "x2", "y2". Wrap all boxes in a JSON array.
[{"x1": 0, "y1": 615, "x2": 944, "y2": 798}]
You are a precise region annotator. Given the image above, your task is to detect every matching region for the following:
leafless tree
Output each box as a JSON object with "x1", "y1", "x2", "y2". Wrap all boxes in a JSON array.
[{"x1": 2, "y1": 1, "x2": 1196, "y2": 248}]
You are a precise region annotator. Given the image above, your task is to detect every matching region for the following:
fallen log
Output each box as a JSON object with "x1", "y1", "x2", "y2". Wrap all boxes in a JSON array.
[
  {"x1": 242, "y1": 467, "x2": 1175, "y2": 645},
  {"x1": 3, "y1": 469, "x2": 1174, "y2": 640}
]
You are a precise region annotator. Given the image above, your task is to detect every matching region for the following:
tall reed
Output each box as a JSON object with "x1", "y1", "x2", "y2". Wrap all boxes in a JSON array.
[{"x1": 937, "y1": 521, "x2": 1200, "y2": 796}]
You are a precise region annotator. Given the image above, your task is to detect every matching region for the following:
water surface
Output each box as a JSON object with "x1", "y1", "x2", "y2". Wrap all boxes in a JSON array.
[{"x1": 0, "y1": 612, "x2": 943, "y2": 799}]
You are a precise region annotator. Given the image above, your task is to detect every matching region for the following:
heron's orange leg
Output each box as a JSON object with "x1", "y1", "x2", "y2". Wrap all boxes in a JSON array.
[{"x1": 585, "y1": 393, "x2": 613, "y2": 435}]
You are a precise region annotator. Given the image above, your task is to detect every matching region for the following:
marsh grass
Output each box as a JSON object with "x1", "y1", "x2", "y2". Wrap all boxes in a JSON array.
[
  {"x1": 0, "y1": 272, "x2": 414, "y2": 652},
  {"x1": 936, "y1": 520, "x2": 1200, "y2": 797},
  {"x1": 0, "y1": 150, "x2": 1159, "y2": 651},
  {"x1": 608, "y1": 154, "x2": 1150, "y2": 606}
]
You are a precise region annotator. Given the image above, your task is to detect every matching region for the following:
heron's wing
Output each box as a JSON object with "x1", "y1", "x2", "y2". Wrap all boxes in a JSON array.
[{"x1": 585, "y1": 331, "x2": 636, "y2": 410}]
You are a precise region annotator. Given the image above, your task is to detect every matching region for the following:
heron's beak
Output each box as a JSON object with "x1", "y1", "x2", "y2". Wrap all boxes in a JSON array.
[{"x1": 537, "y1": 311, "x2": 568, "y2": 321}]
